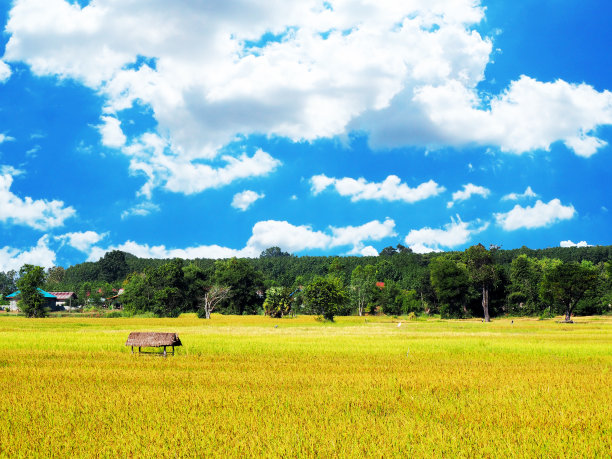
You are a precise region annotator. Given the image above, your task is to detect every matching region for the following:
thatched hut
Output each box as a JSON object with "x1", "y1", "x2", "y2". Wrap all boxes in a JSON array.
[{"x1": 125, "y1": 332, "x2": 182, "y2": 357}]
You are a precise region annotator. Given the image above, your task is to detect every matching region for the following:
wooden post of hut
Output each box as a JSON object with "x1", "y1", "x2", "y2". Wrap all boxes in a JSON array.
[{"x1": 125, "y1": 332, "x2": 182, "y2": 357}]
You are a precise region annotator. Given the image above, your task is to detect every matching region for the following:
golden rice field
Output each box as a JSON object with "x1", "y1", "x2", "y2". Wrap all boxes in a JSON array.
[{"x1": 0, "y1": 314, "x2": 610, "y2": 458}]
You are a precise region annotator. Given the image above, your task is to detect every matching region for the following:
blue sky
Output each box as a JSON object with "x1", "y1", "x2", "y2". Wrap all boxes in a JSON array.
[{"x1": 0, "y1": 0, "x2": 611, "y2": 270}]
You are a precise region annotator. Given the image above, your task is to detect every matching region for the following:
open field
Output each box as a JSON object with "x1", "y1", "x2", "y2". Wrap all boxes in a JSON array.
[{"x1": 0, "y1": 315, "x2": 610, "y2": 457}]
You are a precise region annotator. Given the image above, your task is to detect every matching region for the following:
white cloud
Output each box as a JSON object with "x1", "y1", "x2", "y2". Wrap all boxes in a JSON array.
[
  {"x1": 0, "y1": 236, "x2": 56, "y2": 272},
  {"x1": 0, "y1": 60, "x2": 11, "y2": 83},
  {"x1": 311, "y1": 174, "x2": 445, "y2": 203},
  {"x1": 121, "y1": 201, "x2": 160, "y2": 219},
  {"x1": 0, "y1": 170, "x2": 76, "y2": 230},
  {"x1": 406, "y1": 76, "x2": 612, "y2": 156},
  {"x1": 495, "y1": 199, "x2": 575, "y2": 231},
  {"x1": 329, "y1": 218, "x2": 397, "y2": 247},
  {"x1": 231, "y1": 190, "x2": 265, "y2": 211},
  {"x1": 125, "y1": 134, "x2": 281, "y2": 197},
  {"x1": 89, "y1": 217, "x2": 396, "y2": 260},
  {"x1": 4, "y1": 0, "x2": 609, "y2": 206},
  {"x1": 57, "y1": 231, "x2": 107, "y2": 252},
  {"x1": 502, "y1": 186, "x2": 537, "y2": 201},
  {"x1": 0, "y1": 134, "x2": 15, "y2": 144},
  {"x1": 447, "y1": 183, "x2": 490, "y2": 208},
  {"x1": 404, "y1": 216, "x2": 488, "y2": 253},
  {"x1": 347, "y1": 244, "x2": 379, "y2": 257},
  {"x1": 246, "y1": 220, "x2": 332, "y2": 253},
  {"x1": 98, "y1": 116, "x2": 126, "y2": 148},
  {"x1": 560, "y1": 240, "x2": 591, "y2": 248},
  {"x1": 88, "y1": 241, "x2": 254, "y2": 263}
]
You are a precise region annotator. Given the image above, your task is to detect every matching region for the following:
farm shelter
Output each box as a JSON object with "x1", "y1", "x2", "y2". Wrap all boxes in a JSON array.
[
  {"x1": 49, "y1": 292, "x2": 78, "y2": 310},
  {"x1": 125, "y1": 332, "x2": 182, "y2": 357},
  {"x1": 5, "y1": 289, "x2": 57, "y2": 311}
]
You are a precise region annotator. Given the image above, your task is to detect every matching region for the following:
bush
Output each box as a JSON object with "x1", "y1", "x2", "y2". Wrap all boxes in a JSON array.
[
  {"x1": 105, "y1": 311, "x2": 124, "y2": 318},
  {"x1": 263, "y1": 287, "x2": 292, "y2": 318}
]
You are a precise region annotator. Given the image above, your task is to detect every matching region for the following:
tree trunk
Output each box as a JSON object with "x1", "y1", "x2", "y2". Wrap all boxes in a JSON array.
[
  {"x1": 482, "y1": 285, "x2": 490, "y2": 322},
  {"x1": 564, "y1": 304, "x2": 573, "y2": 323}
]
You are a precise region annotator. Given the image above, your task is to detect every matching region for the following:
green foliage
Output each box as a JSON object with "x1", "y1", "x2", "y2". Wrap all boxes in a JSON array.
[
  {"x1": 260, "y1": 247, "x2": 291, "y2": 258},
  {"x1": 509, "y1": 255, "x2": 543, "y2": 315},
  {"x1": 303, "y1": 276, "x2": 347, "y2": 321},
  {"x1": 213, "y1": 258, "x2": 265, "y2": 315},
  {"x1": 5, "y1": 241, "x2": 612, "y2": 320},
  {"x1": 16, "y1": 265, "x2": 47, "y2": 318},
  {"x1": 429, "y1": 257, "x2": 469, "y2": 318},
  {"x1": 464, "y1": 244, "x2": 497, "y2": 321},
  {"x1": 97, "y1": 250, "x2": 130, "y2": 283},
  {"x1": 541, "y1": 261, "x2": 599, "y2": 322},
  {"x1": 263, "y1": 287, "x2": 292, "y2": 318},
  {"x1": 350, "y1": 265, "x2": 377, "y2": 316},
  {"x1": 0, "y1": 270, "x2": 17, "y2": 299}
]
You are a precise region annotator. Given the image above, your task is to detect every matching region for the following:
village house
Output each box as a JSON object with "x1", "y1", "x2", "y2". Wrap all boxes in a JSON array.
[{"x1": 6, "y1": 289, "x2": 58, "y2": 311}]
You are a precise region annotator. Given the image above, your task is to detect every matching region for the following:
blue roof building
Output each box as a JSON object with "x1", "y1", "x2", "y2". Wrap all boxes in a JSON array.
[{"x1": 6, "y1": 289, "x2": 58, "y2": 312}]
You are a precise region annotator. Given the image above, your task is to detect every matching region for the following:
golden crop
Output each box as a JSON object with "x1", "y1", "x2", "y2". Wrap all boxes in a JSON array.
[{"x1": 0, "y1": 315, "x2": 610, "y2": 457}]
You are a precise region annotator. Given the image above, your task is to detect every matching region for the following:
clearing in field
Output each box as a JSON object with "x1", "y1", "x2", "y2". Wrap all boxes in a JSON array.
[{"x1": 0, "y1": 314, "x2": 610, "y2": 457}]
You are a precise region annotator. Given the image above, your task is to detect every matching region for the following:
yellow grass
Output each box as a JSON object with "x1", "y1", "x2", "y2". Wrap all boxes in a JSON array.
[{"x1": 0, "y1": 314, "x2": 610, "y2": 457}]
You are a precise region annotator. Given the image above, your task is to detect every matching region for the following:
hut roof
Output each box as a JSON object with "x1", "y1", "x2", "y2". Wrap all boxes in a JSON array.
[
  {"x1": 50, "y1": 292, "x2": 77, "y2": 300},
  {"x1": 125, "y1": 332, "x2": 182, "y2": 348}
]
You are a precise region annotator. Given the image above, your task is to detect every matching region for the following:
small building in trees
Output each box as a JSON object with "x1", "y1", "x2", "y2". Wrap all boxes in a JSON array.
[
  {"x1": 125, "y1": 332, "x2": 182, "y2": 357},
  {"x1": 6, "y1": 289, "x2": 57, "y2": 311},
  {"x1": 50, "y1": 292, "x2": 78, "y2": 310}
]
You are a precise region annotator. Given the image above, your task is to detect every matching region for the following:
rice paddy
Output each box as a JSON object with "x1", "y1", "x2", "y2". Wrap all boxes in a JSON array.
[{"x1": 0, "y1": 314, "x2": 610, "y2": 457}]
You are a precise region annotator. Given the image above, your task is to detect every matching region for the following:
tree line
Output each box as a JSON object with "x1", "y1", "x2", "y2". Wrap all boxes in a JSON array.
[{"x1": 3, "y1": 243, "x2": 611, "y2": 321}]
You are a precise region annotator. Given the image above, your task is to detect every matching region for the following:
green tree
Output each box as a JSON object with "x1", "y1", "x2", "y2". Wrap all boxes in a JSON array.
[
  {"x1": 430, "y1": 256, "x2": 469, "y2": 318},
  {"x1": 0, "y1": 270, "x2": 17, "y2": 299},
  {"x1": 350, "y1": 264, "x2": 376, "y2": 316},
  {"x1": 46, "y1": 266, "x2": 66, "y2": 286},
  {"x1": 148, "y1": 259, "x2": 187, "y2": 317},
  {"x1": 213, "y1": 258, "x2": 265, "y2": 315},
  {"x1": 303, "y1": 276, "x2": 347, "y2": 321},
  {"x1": 509, "y1": 255, "x2": 542, "y2": 315},
  {"x1": 97, "y1": 250, "x2": 130, "y2": 283},
  {"x1": 16, "y1": 265, "x2": 47, "y2": 318},
  {"x1": 541, "y1": 261, "x2": 599, "y2": 322},
  {"x1": 465, "y1": 244, "x2": 497, "y2": 322},
  {"x1": 379, "y1": 246, "x2": 397, "y2": 257},
  {"x1": 121, "y1": 273, "x2": 153, "y2": 315},
  {"x1": 260, "y1": 247, "x2": 291, "y2": 258}
]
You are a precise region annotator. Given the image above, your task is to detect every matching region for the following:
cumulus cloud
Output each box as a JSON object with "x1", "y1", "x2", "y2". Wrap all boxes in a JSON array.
[
  {"x1": 0, "y1": 236, "x2": 56, "y2": 271},
  {"x1": 125, "y1": 134, "x2": 281, "y2": 197},
  {"x1": 407, "y1": 76, "x2": 612, "y2": 156},
  {"x1": 348, "y1": 244, "x2": 380, "y2": 257},
  {"x1": 4, "y1": 0, "x2": 609, "y2": 205},
  {"x1": 311, "y1": 174, "x2": 445, "y2": 203},
  {"x1": 447, "y1": 183, "x2": 490, "y2": 208},
  {"x1": 88, "y1": 217, "x2": 396, "y2": 260},
  {"x1": 56, "y1": 231, "x2": 107, "y2": 252},
  {"x1": 231, "y1": 190, "x2": 265, "y2": 211},
  {"x1": 560, "y1": 240, "x2": 591, "y2": 248},
  {"x1": 502, "y1": 186, "x2": 537, "y2": 201},
  {"x1": 404, "y1": 216, "x2": 489, "y2": 253},
  {"x1": 98, "y1": 116, "x2": 126, "y2": 148},
  {"x1": 88, "y1": 241, "x2": 253, "y2": 263},
  {"x1": 0, "y1": 170, "x2": 76, "y2": 230},
  {"x1": 495, "y1": 199, "x2": 575, "y2": 231},
  {"x1": 0, "y1": 60, "x2": 11, "y2": 83}
]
